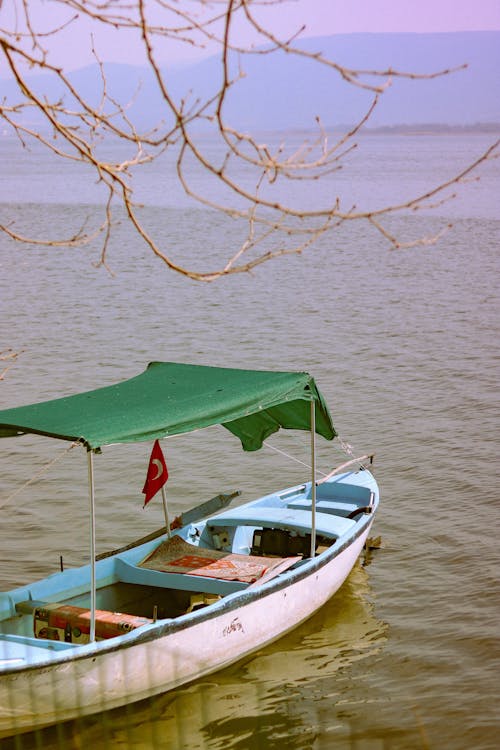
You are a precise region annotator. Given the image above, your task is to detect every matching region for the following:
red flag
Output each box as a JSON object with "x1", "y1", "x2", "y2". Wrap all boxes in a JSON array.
[{"x1": 142, "y1": 440, "x2": 168, "y2": 507}]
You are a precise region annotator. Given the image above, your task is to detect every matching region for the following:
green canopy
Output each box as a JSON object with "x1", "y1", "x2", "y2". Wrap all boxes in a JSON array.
[{"x1": 0, "y1": 362, "x2": 335, "y2": 451}]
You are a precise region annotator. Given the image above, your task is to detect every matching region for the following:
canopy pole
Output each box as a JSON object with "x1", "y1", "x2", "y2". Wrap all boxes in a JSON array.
[
  {"x1": 310, "y1": 400, "x2": 317, "y2": 558},
  {"x1": 161, "y1": 485, "x2": 172, "y2": 539},
  {"x1": 87, "y1": 449, "x2": 96, "y2": 642}
]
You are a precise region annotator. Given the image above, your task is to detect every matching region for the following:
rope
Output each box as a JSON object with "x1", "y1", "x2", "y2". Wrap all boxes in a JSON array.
[
  {"x1": 262, "y1": 440, "x2": 325, "y2": 475},
  {"x1": 0, "y1": 440, "x2": 82, "y2": 510},
  {"x1": 0, "y1": 429, "x2": 359, "y2": 510},
  {"x1": 337, "y1": 436, "x2": 355, "y2": 457},
  {"x1": 263, "y1": 433, "x2": 358, "y2": 478}
]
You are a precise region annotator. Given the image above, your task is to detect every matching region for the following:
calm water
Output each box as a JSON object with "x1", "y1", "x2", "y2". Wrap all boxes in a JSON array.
[{"x1": 0, "y1": 133, "x2": 499, "y2": 749}]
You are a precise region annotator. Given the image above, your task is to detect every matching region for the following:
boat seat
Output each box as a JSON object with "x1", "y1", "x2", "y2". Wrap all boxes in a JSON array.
[
  {"x1": 16, "y1": 600, "x2": 153, "y2": 643},
  {"x1": 287, "y1": 498, "x2": 365, "y2": 518},
  {"x1": 132, "y1": 535, "x2": 299, "y2": 589},
  {"x1": 208, "y1": 507, "x2": 356, "y2": 539},
  {"x1": 116, "y1": 558, "x2": 248, "y2": 595},
  {"x1": 15, "y1": 599, "x2": 51, "y2": 616}
]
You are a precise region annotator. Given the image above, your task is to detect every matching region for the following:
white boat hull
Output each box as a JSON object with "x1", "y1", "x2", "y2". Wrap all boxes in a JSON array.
[{"x1": 0, "y1": 521, "x2": 372, "y2": 736}]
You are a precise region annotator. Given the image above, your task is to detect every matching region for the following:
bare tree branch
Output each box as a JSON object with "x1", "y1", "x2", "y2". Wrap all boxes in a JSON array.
[
  {"x1": 0, "y1": 0, "x2": 498, "y2": 281},
  {"x1": 0, "y1": 348, "x2": 24, "y2": 380}
]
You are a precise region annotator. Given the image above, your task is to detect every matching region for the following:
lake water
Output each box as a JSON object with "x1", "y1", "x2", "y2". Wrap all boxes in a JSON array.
[{"x1": 0, "y1": 132, "x2": 499, "y2": 749}]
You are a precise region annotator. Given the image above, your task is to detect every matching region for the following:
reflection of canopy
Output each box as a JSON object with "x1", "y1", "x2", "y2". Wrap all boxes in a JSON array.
[{"x1": 0, "y1": 361, "x2": 336, "y2": 451}]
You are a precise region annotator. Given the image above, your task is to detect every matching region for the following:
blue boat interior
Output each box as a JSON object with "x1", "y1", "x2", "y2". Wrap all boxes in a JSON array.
[{"x1": 0, "y1": 472, "x2": 377, "y2": 663}]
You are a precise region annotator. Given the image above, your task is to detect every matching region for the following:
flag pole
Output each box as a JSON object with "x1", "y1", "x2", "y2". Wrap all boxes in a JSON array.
[
  {"x1": 161, "y1": 485, "x2": 172, "y2": 539},
  {"x1": 87, "y1": 448, "x2": 96, "y2": 642},
  {"x1": 310, "y1": 400, "x2": 317, "y2": 558}
]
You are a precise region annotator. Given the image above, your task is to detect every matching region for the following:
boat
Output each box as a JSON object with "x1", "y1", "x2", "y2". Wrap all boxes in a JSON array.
[{"x1": 0, "y1": 362, "x2": 379, "y2": 737}]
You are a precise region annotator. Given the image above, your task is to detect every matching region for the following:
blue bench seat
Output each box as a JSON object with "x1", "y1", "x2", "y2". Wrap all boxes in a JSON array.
[
  {"x1": 287, "y1": 498, "x2": 364, "y2": 518},
  {"x1": 115, "y1": 558, "x2": 248, "y2": 595},
  {"x1": 208, "y1": 506, "x2": 356, "y2": 539}
]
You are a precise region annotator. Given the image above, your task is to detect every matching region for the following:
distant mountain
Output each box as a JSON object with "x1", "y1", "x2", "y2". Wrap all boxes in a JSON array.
[
  {"x1": 2, "y1": 32, "x2": 499, "y2": 132},
  {"x1": 213, "y1": 31, "x2": 500, "y2": 129}
]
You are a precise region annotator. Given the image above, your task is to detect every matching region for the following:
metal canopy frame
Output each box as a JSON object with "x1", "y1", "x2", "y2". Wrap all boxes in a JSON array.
[{"x1": 84, "y1": 404, "x2": 319, "y2": 642}]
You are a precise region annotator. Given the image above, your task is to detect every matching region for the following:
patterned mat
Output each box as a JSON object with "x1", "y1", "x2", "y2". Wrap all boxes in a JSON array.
[{"x1": 139, "y1": 534, "x2": 298, "y2": 584}]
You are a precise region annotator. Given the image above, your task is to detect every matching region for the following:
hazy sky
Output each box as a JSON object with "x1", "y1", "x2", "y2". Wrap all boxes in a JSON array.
[
  {"x1": 264, "y1": 0, "x2": 500, "y2": 35},
  {"x1": 3, "y1": 0, "x2": 500, "y2": 72},
  {"x1": 91, "y1": 0, "x2": 500, "y2": 67}
]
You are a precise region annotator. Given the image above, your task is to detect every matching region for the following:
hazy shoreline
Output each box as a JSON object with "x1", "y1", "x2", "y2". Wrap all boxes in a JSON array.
[
  {"x1": 287, "y1": 122, "x2": 500, "y2": 137},
  {"x1": 358, "y1": 122, "x2": 500, "y2": 135},
  {"x1": 3, "y1": 122, "x2": 499, "y2": 140}
]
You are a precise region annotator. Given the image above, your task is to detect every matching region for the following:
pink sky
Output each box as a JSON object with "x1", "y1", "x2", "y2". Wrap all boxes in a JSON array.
[
  {"x1": 283, "y1": 0, "x2": 500, "y2": 35},
  {"x1": 2, "y1": 0, "x2": 499, "y2": 73},
  {"x1": 99, "y1": 0, "x2": 500, "y2": 67},
  {"x1": 86, "y1": 0, "x2": 500, "y2": 68}
]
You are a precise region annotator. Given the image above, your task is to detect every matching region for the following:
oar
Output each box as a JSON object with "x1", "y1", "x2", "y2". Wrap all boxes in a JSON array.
[{"x1": 96, "y1": 490, "x2": 240, "y2": 561}]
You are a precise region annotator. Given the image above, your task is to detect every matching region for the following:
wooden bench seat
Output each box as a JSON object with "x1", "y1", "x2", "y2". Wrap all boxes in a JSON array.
[{"x1": 15, "y1": 600, "x2": 153, "y2": 643}]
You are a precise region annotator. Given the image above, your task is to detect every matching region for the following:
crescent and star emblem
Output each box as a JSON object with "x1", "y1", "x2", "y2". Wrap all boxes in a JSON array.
[{"x1": 152, "y1": 458, "x2": 164, "y2": 480}]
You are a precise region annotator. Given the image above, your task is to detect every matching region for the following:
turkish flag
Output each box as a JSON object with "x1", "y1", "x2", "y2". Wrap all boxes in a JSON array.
[{"x1": 142, "y1": 440, "x2": 168, "y2": 507}]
